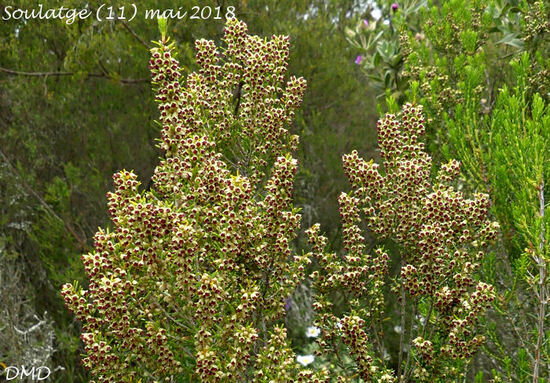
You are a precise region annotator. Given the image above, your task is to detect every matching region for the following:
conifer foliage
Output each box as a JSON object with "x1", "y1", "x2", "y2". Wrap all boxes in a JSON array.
[{"x1": 61, "y1": 19, "x2": 329, "y2": 382}]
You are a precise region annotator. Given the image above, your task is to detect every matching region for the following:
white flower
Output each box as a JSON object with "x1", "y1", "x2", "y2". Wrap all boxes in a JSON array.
[
  {"x1": 305, "y1": 326, "x2": 320, "y2": 338},
  {"x1": 393, "y1": 325, "x2": 403, "y2": 334},
  {"x1": 296, "y1": 354, "x2": 315, "y2": 366},
  {"x1": 371, "y1": 7, "x2": 382, "y2": 20}
]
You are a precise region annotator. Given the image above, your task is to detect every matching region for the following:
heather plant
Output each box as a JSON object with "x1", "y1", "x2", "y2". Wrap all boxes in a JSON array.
[
  {"x1": 479, "y1": 54, "x2": 549, "y2": 383},
  {"x1": 350, "y1": 0, "x2": 549, "y2": 380},
  {"x1": 307, "y1": 103, "x2": 499, "y2": 382},
  {"x1": 398, "y1": 3, "x2": 549, "y2": 379},
  {"x1": 47, "y1": 5, "x2": 546, "y2": 383},
  {"x1": 61, "y1": 18, "x2": 333, "y2": 382},
  {"x1": 1, "y1": 1, "x2": 377, "y2": 379},
  {"x1": 441, "y1": 53, "x2": 550, "y2": 383}
]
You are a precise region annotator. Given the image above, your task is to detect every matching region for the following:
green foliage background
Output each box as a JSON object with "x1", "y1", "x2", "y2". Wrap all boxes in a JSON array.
[{"x1": 2, "y1": 0, "x2": 547, "y2": 381}]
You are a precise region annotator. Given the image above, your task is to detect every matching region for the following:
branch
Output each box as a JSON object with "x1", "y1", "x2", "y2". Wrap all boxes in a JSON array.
[
  {"x1": 533, "y1": 179, "x2": 547, "y2": 383},
  {"x1": 0, "y1": 66, "x2": 149, "y2": 84},
  {"x1": 97, "y1": 59, "x2": 110, "y2": 76},
  {"x1": 232, "y1": 81, "x2": 244, "y2": 117},
  {"x1": 540, "y1": 179, "x2": 546, "y2": 255},
  {"x1": 398, "y1": 259, "x2": 407, "y2": 382},
  {"x1": 403, "y1": 303, "x2": 416, "y2": 382},
  {"x1": 13, "y1": 314, "x2": 48, "y2": 336},
  {"x1": 421, "y1": 300, "x2": 433, "y2": 339},
  {"x1": 0, "y1": 149, "x2": 89, "y2": 250},
  {"x1": 120, "y1": 20, "x2": 151, "y2": 50}
]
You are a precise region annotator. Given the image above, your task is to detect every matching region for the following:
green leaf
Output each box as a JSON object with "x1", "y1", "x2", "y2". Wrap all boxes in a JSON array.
[
  {"x1": 496, "y1": 32, "x2": 524, "y2": 49},
  {"x1": 158, "y1": 17, "x2": 168, "y2": 41}
]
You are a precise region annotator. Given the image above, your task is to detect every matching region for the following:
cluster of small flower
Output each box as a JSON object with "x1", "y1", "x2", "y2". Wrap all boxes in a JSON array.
[
  {"x1": 62, "y1": 18, "x2": 315, "y2": 382},
  {"x1": 308, "y1": 103, "x2": 499, "y2": 380}
]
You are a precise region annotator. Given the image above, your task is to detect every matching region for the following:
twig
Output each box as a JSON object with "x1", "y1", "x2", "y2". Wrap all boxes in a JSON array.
[
  {"x1": 120, "y1": 20, "x2": 151, "y2": 50},
  {"x1": 0, "y1": 66, "x2": 149, "y2": 84},
  {"x1": 0, "y1": 149, "x2": 88, "y2": 250},
  {"x1": 421, "y1": 300, "x2": 433, "y2": 339},
  {"x1": 331, "y1": 335, "x2": 348, "y2": 373},
  {"x1": 97, "y1": 59, "x2": 110, "y2": 76},
  {"x1": 397, "y1": 272, "x2": 407, "y2": 382},
  {"x1": 233, "y1": 81, "x2": 244, "y2": 117},
  {"x1": 533, "y1": 179, "x2": 547, "y2": 383},
  {"x1": 13, "y1": 315, "x2": 47, "y2": 335},
  {"x1": 539, "y1": 179, "x2": 546, "y2": 257},
  {"x1": 501, "y1": 304, "x2": 535, "y2": 363},
  {"x1": 403, "y1": 303, "x2": 416, "y2": 382},
  {"x1": 370, "y1": 321, "x2": 385, "y2": 360}
]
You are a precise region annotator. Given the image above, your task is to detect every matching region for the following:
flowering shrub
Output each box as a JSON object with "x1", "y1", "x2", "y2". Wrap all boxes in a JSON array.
[
  {"x1": 60, "y1": 18, "x2": 333, "y2": 382},
  {"x1": 308, "y1": 103, "x2": 499, "y2": 382},
  {"x1": 58, "y1": 15, "x2": 506, "y2": 382}
]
